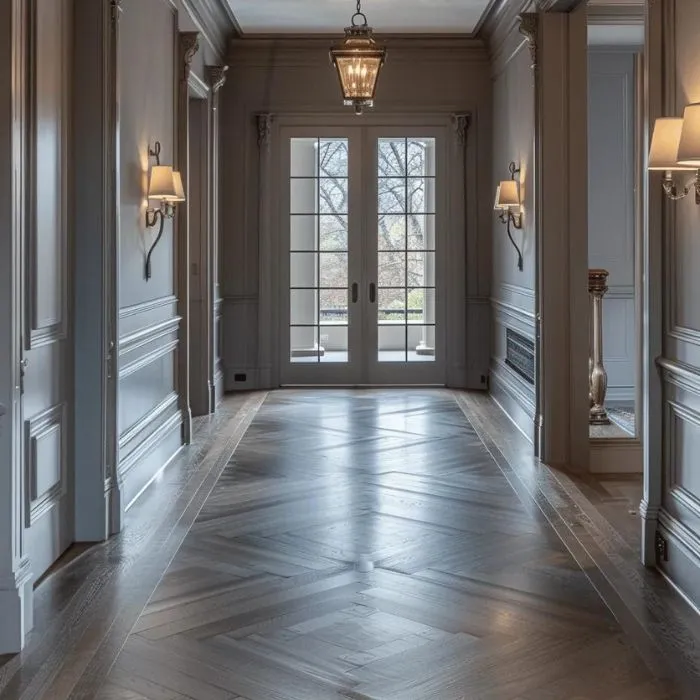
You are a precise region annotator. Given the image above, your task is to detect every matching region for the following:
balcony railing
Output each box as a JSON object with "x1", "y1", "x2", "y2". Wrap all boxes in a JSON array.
[{"x1": 320, "y1": 308, "x2": 425, "y2": 323}]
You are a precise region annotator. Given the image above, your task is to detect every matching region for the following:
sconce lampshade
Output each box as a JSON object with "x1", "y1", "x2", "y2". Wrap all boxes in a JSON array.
[
  {"x1": 494, "y1": 180, "x2": 520, "y2": 209},
  {"x1": 677, "y1": 103, "x2": 700, "y2": 166},
  {"x1": 148, "y1": 165, "x2": 186, "y2": 202},
  {"x1": 171, "y1": 171, "x2": 186, "y2": 202},
  {"x1": 650, "y1": 117, "x2": 696, "y2": 170}
]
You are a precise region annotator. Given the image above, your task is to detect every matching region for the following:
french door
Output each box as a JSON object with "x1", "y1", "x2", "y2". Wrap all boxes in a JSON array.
[{"x1": 280, "y1": 125, "x2": 445, "y2": 385}]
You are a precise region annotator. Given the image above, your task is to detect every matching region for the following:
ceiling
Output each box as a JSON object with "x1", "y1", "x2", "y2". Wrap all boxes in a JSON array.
[{"x1": 226, "y1": 0, "x2": 494, "y2": 35}]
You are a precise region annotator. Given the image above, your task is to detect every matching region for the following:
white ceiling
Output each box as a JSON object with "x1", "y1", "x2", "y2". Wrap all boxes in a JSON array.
[{"x1": 227, "y1": 0, "x2": 494, "y2": 34}]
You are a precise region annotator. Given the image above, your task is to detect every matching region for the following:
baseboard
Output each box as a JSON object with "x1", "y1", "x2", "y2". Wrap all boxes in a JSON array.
[
  {"x1": 657, "y1": 510, "x2": 700, "y2": 612},
  {"x1": 489, "y1": 359, "x2": 536, "y2": 444},
  {"x1": 119, "y1": 411, "x2": 183, "y2": 510},
  {"x1": 589, "y1": 438, "x2": 643, "y2": 473}
]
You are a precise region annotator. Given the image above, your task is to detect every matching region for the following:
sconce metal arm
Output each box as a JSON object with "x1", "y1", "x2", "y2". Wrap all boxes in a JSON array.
[
  {"x1": 661, "y1": 169, "x2": 700, "y2": 203},
  {"x1": 500, "y1": 210, "x2": 524, "y2": 271},
  {"x1": 145, "y1": 208, "x2": 166, "y2": 280}
]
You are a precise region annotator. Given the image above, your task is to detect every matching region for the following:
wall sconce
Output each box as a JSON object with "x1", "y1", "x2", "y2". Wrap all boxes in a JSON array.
[
  {"x1": 648, "y1": 115, "x2": 700, "y2": 203},
  {"x1": 145, "y1": 141, "x2": 185, "y2": 280},
  {"x1": 494, "y1": 161, "x2": 524, "y2": 271}
]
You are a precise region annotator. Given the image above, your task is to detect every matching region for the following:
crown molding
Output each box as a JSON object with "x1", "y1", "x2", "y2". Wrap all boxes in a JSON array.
[
  {"x1": 478, "y1": 0, "x2": 533, "y2": 52},
  {"x1": 227, "y1": 35, "x2": 488, "y2": 66},
  {"x1": 180, "y1": 0, "x2": 238, "y2": 58},
  {"x1": 587, "y1": 4, "x2": 644, "y2": 25}
]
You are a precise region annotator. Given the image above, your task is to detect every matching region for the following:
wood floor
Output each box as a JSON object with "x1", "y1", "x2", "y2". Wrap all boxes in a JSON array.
[{"x1": 91, "y1": 390, "x2": 679, "y2": 700}]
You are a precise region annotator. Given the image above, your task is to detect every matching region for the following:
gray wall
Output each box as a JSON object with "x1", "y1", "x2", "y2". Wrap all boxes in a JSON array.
[
  {"x1": 117, "y1": 0, "x2": 181, "y2": 509},
  {"x1": 489, "y1": 17, "x2": 537, "y2": 441},
  {"x1": 220, "y1": 38, "x2": 493, "y2": 390},
  {"x1": 588, "y1": 50, "x2": 637, "y2": 404}
]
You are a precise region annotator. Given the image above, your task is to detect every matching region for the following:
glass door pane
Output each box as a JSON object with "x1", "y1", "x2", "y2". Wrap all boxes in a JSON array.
[
  {"x1": 289, "y1": 138, "x2": 350, "y2": 364},
  {"x1": 376, "y1": 137, "x2": 437, "y2": 364}
]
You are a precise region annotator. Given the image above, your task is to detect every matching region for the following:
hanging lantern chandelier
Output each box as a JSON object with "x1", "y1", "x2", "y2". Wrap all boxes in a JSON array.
[{"x1": 330, "y1": 0, "x2": 387, "y2": 115}]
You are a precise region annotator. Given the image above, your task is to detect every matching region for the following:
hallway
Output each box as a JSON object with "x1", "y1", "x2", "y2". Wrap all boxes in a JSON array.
[{"x1": 87, "y1": 390, "x2": 676, "y2": 699}]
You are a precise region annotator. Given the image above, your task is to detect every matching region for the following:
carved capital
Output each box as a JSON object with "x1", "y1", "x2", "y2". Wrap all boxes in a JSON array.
[
  {"x1": 206, "y1": 65, "x2": 229, "y2": 94},
  {"x1": 257, "y1": 113, "x2": 273, "y2": 152},
  {"x1": 518, "y1": 13, "x2": 538, "y2": 69},
  {"x1": 110, "y1": 0, "x2": 123, "y2": 22},
  {"x1": 180, "y1": 32, "x2": 200, "y2": 81},
  {"x1": 452, "y1": 113, "x2": 472, "y2": 148}
]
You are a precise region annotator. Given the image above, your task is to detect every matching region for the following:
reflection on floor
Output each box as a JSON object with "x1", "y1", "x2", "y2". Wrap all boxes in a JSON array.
[
  {"x1": 2, "y1": 390, "x2": 696, "y2": 700},
  {"x1": 95, "y1": 390, "x2": 679, "y2": 699}
]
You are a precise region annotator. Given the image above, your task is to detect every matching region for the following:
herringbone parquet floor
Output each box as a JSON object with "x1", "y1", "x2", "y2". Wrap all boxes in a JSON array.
[{"x1": 97, "y1": 390, "x2": 678, "y2": 700}]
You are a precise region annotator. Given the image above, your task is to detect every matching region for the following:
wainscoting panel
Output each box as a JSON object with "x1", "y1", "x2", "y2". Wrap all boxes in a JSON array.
[
  {"x1": 658, "y1": 360, "x2": 700, "y2": 609},
  {"x1": 117, "y1": 297, "x2": 182, "y2": 508},
  {"x1": 491, "y1": 284, "x2": 537, "y2": 441},
  {"x1": 602, "y1": 292, "x2": 635, "y2": 402}
]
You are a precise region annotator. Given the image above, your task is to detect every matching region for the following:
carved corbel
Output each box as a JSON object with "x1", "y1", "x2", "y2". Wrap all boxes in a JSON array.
[
  {"x1": 257, "y1": 113, "x2": 273, "y2": 152},
  {"x1": 518, "y1": 13, "x2": 538, "y2": 69},
  {"x1": 180, "y1": 32, "x2": 200, "y2": 81},
  {"x1": 452, "y1": 113, "x2": 472, "y2": 149},
  {"x1": 206, "y1": 65, "x2": 229, "y2": 94}
]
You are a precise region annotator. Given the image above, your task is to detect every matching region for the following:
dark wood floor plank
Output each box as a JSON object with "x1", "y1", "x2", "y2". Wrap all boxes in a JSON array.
[{"x1": 2, "y1": 389, "x2": 693, "y2": 699}]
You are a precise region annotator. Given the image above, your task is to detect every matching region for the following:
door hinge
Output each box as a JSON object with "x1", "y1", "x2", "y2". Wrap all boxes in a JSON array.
[
  {"x1": 655, "y1": 531, "x2": 668, "y2": 562},
  {"x1": 19, "y1": 358, "x2": 28, "y2": 395},
  {"x1": 106, "y1": 341, "x2": 115, "y2": 380}
]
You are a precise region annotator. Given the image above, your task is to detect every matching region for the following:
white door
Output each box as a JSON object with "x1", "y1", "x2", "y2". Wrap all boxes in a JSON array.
[
  {"x1": 280, "y1": 126, "x2": 445, "y2": 386},
  {"x1": 23, "y1": 0, "x2": 73, "y2": 581}
]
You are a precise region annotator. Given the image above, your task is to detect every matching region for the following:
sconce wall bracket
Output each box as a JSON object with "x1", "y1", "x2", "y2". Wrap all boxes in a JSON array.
[
  {"x1": 661, "y1": 169, "x2": 700, "y2": 203},
  {"x1": 500, "y1": 161, "x2": 524, "y2": 271},
  {"x1": 144, "y1": 140, "x2": 182, "y2": 280}
]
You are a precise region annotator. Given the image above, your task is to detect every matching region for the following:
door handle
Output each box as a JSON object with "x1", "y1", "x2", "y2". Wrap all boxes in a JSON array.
[
  {"x1": 351, "y1": 282, "x2": 358, "y2": 303},
  {"x1": 369, "y1": 283, "x2": 376, "y2": 304}
]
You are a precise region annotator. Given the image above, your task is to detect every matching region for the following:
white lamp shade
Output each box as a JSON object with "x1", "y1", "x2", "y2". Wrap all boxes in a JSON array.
[
  {"x1": 649, "y1": 117, "x2": 695, "y2": 170},
  {"x1": 148, "y1": 166, "x2": 177, "y2": 200},
  {"x1": 677, "y1": 104, "x2": 700, "y2": 166},
  {"x1": 171, "y1": 171, "x2": 186, "y2": 202},
  {"x1": 494, "y1": 180, "x2": 520, "y2": 209}
]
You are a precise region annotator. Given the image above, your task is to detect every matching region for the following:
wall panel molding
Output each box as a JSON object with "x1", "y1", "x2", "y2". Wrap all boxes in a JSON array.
[
  {"x1": 24, "y1": 403, "x2": 67, "y2": 527},
  {"x1": 119, "y1": 391, "x2": 179, "y2": 449},
  {"x1": 118, "y1": 410, "x2": 182, "y2": 479},
  {"x1": 119, "y1": 294, "x2": 178, "y2": 318},
  {"x1": 118, "y1": 316, "x2": 181, "y2": 355}
]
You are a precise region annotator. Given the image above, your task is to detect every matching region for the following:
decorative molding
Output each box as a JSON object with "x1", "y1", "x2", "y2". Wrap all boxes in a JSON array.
[
  {"x1": 182, "y1": 0, "x2": 237, "y2": 57},
  {"x1": 490, "y1": 357, "x2": 537, "y2": 416},
  {"x1": 518, "y1": 13, "x2": 538, "y2": 68},
  {"x1": 256, "y1": 113, "x2": 273, "y2": 151},
  {"x1": 587, "y1": 4, "x2": 645, "y2": 26},
  {"x1": 24, "y1": 403, "x2": 67, "y2": 527},
  {"x1": 206, "y1": 64, "x2": 228, "y2": 93},
  {"x1": 119, "y1": 391, "x2": 179, "y2": 448},
  {"x1": 119, "y1": 295, "x2": 178, "y2": 319},
  {"x1": 658, "y1": 357, "x2": 700, "y2": 397},
  {"x1": 228, "y1": 38, "x2": 488, "y2": 68},
  {"x1": 189, "y1": 71, "x2": 209, "y2": 99},
  {"x1": 451, "y1": 113, "x2": 472, "y2": 148},
  {"x1": 118, "y1": 410, "x2": 182, "y2": 479},
  {"x1": 118, "y1": 317, "x2": 181, "y2": 355},
  {"x1": 180, "y1": 32, "x2": 200, "y2": 81},
  {"x1": 30, "y1": 323, "x2": 66, "y2": 349},
  {"x1": 119, "y1": 338, "x2": 179, "y2": 380}
]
